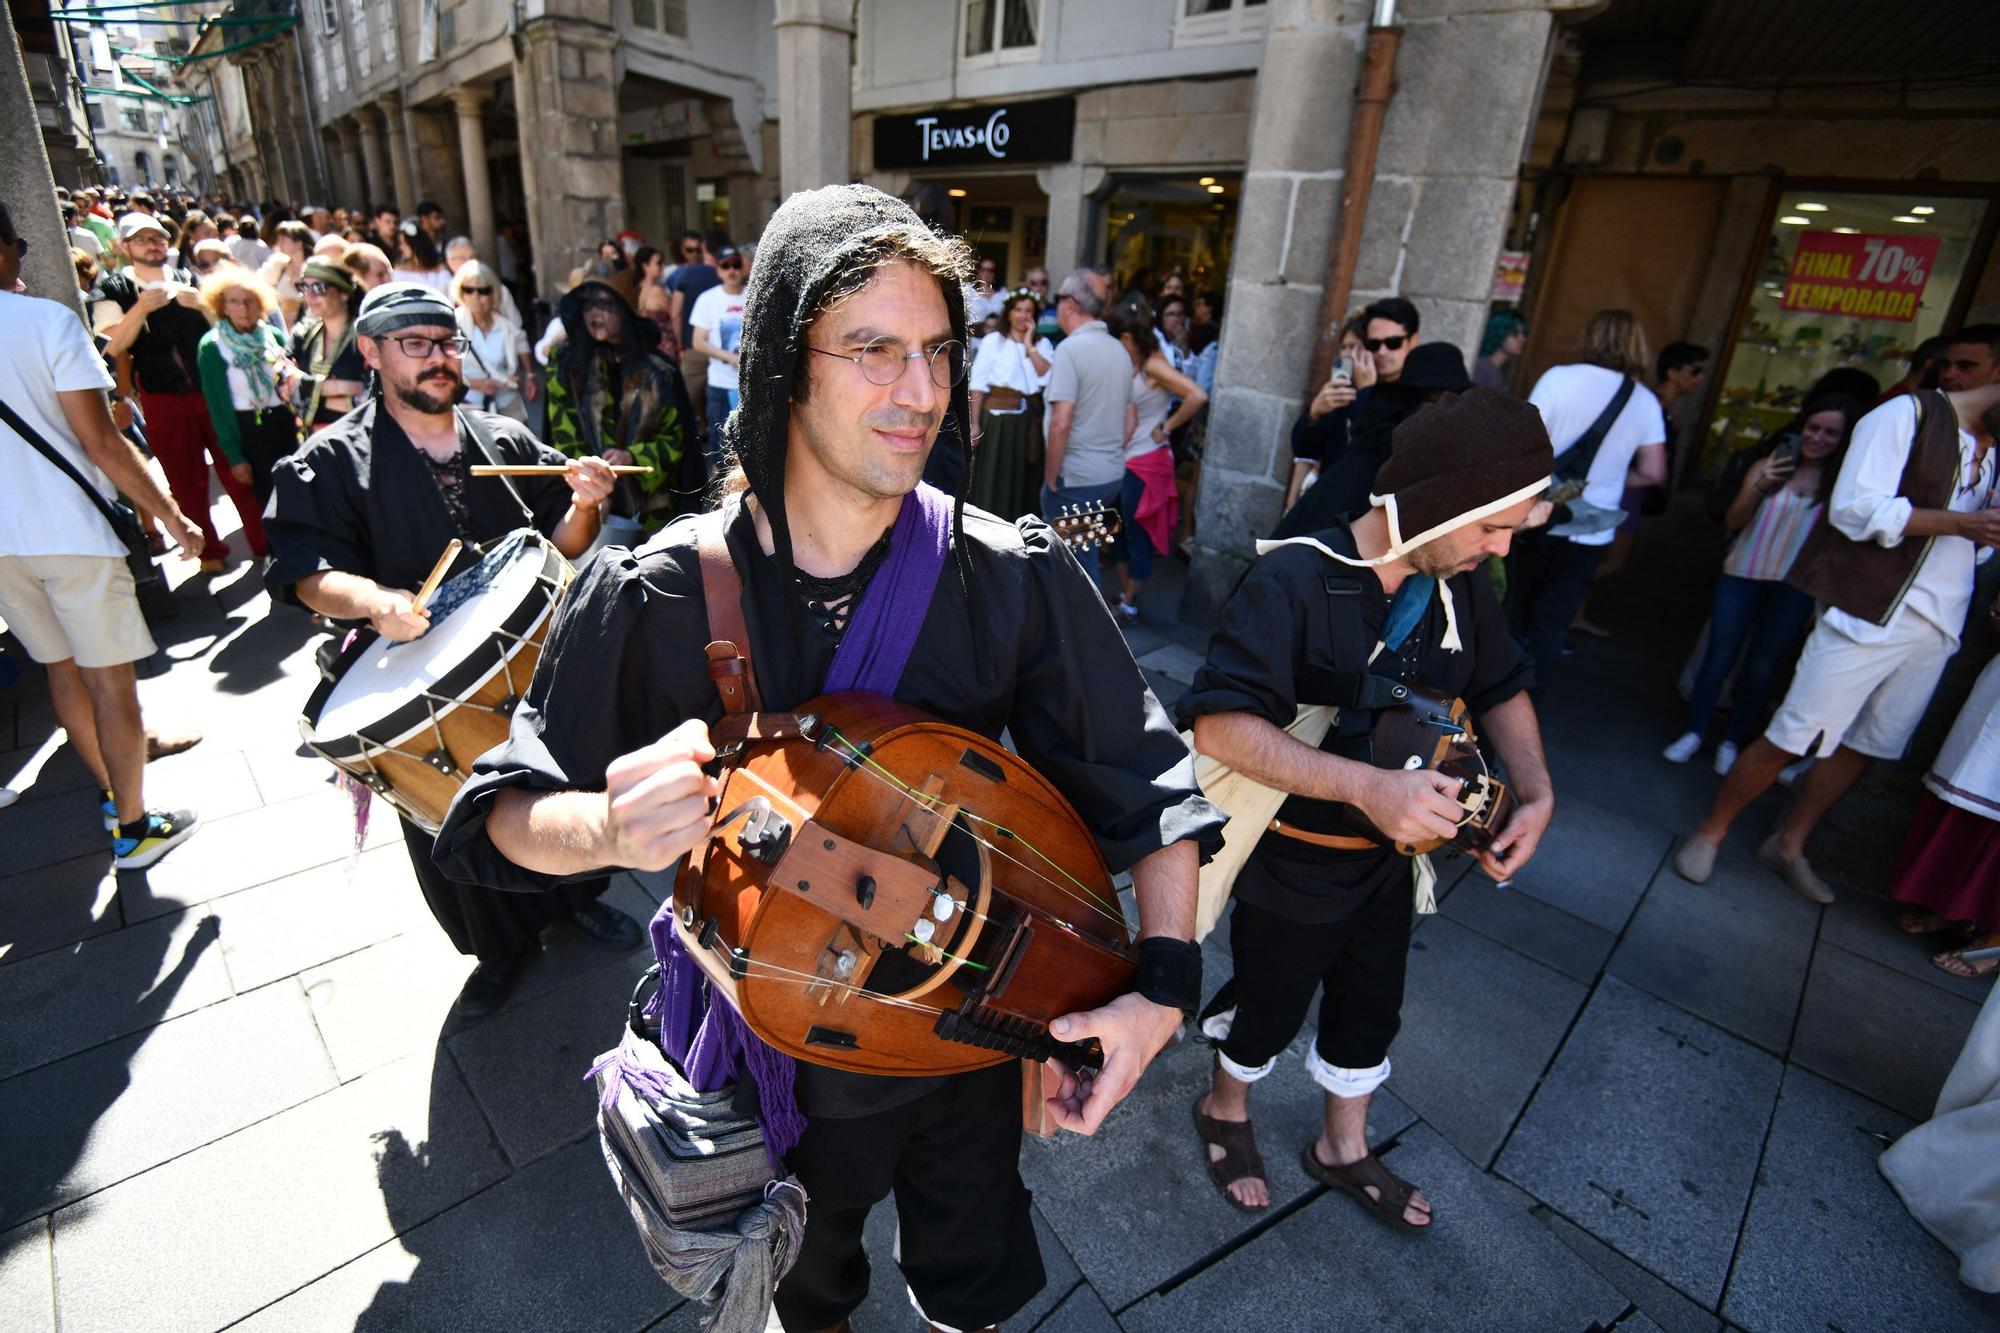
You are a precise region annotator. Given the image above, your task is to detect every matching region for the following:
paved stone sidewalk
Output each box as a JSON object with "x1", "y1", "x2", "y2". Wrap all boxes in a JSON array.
[{"x1": 1, "y1": 500, "x2": 1995, "y2": 1333}]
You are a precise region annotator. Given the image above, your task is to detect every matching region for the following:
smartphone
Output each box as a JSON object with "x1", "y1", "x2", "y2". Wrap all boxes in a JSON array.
[
  {"x1": 1770, "y1": 432, "x2": 1802, "y2": 467},
  {"x1": 1331, "y1": 355, "x2": 1354, "y2": 385}
]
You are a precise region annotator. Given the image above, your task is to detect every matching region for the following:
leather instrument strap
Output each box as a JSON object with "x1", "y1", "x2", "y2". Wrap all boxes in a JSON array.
[
  {"x1": 1267, "y1": 819, "x2": 1378, "y2": 852},
  {"x1": 697, "y1": 506, "x2": 762, "y2": 717}
]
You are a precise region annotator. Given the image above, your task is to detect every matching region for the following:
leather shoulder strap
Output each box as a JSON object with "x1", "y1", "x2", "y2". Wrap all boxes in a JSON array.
[{"x1": 697, "y1": 504, "x2": 762, "y2": 716}]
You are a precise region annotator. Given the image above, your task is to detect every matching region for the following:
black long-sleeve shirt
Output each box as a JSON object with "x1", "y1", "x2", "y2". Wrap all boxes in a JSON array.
[{"x1": 1175, "y1": 521, "x2": 1532, "y2": 923}]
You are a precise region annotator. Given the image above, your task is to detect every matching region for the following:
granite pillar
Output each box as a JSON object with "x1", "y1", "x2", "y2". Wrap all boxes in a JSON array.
[
  {"x1": 510, "y1": 15, "x2": 624, "y2": 302},
  {"x1": 774, "y1": 0, "x2": 854, "y2": 198},
  {"x1": 383, "y1": 93, "x2": 416, "y2": 214},
  {"x1": 449, "y1": 88, "x2": 498, "y2": 264}
]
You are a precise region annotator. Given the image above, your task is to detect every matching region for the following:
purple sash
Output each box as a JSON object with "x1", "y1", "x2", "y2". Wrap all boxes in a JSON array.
[{"x1": 639, "y1": 484, "x2": 954, "y2": 1159}]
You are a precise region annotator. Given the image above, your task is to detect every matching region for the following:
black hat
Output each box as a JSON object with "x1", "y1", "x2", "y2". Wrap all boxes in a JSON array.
[
  {"x1": 1370, "y1": 387, "x2": 1553, "y2": 556},
  {"x1": 1392, "y1": 342, "x2": 1473, "y2": 393}
]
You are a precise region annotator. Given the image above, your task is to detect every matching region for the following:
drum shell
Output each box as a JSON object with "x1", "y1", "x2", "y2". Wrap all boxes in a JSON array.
[{"x1": 300, "y1": 539, "x2": 571, "y2": 833}]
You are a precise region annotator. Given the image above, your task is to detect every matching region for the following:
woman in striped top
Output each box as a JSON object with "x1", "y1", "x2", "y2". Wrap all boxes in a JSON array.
[{"x1": 1665, "y1": 394, "x2": 1862, "y2": 773}]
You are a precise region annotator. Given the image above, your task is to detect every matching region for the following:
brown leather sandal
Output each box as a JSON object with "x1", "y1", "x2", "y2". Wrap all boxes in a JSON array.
[
  {"x1": 1301, "y1": 1145, "x2": 1433, "y2": 1236},
  {"x1": 1193, "y1": 1097, "x2": 1269, "y2": 1213}
]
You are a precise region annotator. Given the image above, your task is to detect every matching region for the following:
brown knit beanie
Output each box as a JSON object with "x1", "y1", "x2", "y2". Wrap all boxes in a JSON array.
[{"x1": 1370, "y1": 386, "x2": 1553, "y2": 554}]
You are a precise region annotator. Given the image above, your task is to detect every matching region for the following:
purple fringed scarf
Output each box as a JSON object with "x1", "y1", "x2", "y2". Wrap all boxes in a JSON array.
[{"x1": 641, "y1": 483, "x2": 954, "y2": 1160}]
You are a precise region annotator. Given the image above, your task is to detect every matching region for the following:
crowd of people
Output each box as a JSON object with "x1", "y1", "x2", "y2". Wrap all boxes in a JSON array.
[{"x1": 3, "y1": 170, "x2": 1997, "y2": 1328}]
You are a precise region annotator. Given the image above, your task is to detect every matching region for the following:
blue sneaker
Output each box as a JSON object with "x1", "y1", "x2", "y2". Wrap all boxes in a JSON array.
[
  {"x1": 102, "y1": 790, "x2": 118, "y2": 832},
  {"x1": 112, "y1": 808, "x2": 200, "y2": 870}
]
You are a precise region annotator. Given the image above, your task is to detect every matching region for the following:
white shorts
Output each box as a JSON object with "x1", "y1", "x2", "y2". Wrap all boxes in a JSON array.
[
  {"x1": 0, "y1": 554, "x2": 156, "y2": 668},
  {"x1": 1764, "y1": 612, "x2": 1953, "y2": 761}
]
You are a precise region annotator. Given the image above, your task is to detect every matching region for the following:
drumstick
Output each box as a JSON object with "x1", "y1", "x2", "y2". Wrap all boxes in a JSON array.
[
  {"x1": 469, "y1": 464, "x2": 651, "y2": 476},
  {"x1": 410, "y1": 539, "x2": 461, "y2": 614}
]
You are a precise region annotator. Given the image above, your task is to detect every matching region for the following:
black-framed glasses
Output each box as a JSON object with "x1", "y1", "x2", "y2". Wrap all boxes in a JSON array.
[
  {"x1": 809, "y1": 335, "x2": 966, "y2": 389},
  {"x1": 1363, "y1": 334, "x2": 1409, "y2": 352},
  {"x1": 387, "y1": 334, "x2": 468, "y2": 360}
]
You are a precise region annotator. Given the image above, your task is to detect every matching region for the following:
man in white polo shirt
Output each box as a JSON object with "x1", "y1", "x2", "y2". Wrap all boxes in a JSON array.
[{"x1": 0, "y1": 201, "x2": 204, "y2": 869}]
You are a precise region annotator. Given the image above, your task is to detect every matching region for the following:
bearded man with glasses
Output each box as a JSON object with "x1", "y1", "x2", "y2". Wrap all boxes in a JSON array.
[{"x1": 261, "y1": 283, "x2": 644, "y2": 1019}]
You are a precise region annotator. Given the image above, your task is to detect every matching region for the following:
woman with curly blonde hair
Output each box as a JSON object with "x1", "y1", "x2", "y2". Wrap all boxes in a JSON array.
[{"x1": 195, "y1": 264, "x2": 303, "y2": 512}]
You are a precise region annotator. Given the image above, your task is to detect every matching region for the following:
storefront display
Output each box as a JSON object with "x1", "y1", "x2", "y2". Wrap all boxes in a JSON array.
[
  {"x1": 1097, "y1": 174, "x2": 1239, "y2": 300},
  {"x1": 1703, "y1": 189, "x2": 1988, "y2": 473}
]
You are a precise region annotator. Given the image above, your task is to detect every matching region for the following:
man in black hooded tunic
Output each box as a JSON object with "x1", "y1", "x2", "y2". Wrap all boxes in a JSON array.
[{"x1": 434, "y1": 186, "x2": 1223, "y2": 1331}]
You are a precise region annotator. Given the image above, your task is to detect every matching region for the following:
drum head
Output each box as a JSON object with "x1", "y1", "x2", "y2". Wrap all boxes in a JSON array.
[{"x1": 304, "y1": 533, "x2": 561, "y2": 755}]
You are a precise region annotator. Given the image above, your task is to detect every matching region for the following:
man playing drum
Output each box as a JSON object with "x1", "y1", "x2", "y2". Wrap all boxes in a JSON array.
[
  {"x1": 1177, "y1": 388, "x2": 1558, "y2": 1228},
  {"x1": 264, "y1": 282, "x2": 646, "y2": 1018},
  {"x1": 434, "y1": 186, "x2": 1223, "y2": 1332}
]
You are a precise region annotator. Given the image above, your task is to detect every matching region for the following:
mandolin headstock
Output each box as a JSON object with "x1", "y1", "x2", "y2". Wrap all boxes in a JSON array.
[{"x1": 1048, "y1": 501, "x2": 1122, "y2": 552}]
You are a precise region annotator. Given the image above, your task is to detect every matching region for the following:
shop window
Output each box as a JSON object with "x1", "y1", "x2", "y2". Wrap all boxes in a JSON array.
[
  {"x1": 317, "y1": 0, "x2": 340, "y2": 32},
  {"x1": 350, "y1": 0, "x2": 371, "y2": 77},
  {"x1": 1096, "y1": 174, "x2": 1239, "y2": 303},
  {"x1": 1175, "y1": 0, "x2": 1268, "y2": 47},
  {"x1": 962, "y1": 0, "x2": 1040, "y2": 66},
  {"x1": 630, "y1": 0, "x2": 689, "y2": 40},
  {"x1": 87, "y1": 101, "x2": 105, "y2": 130},
  {"x1": 1704, "y1": 188, "x2": 1990, "y2": 476}
]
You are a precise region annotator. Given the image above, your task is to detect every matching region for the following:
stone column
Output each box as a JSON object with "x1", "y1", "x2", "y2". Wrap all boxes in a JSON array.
[
  {"x1": 382, "y1": 92, "x2": 416, "y2": 213},
  {"x1": 511, "y1": 16, "x2": 623, "y2": 302},
  {"x1": 774, "y1": 0, "x2": 853, "y2": 198},
  {"x1": 449, "y1": 87, "x2": 498, "y2": 263},
  {"x1": 1035, "y1": 163, "x2": 1107, "y2": 282},
  {"x1": 357, "y1": 106, "x2": 389, "y2": 208},
  {"x1": 1183, "y1": 0, "x2": 1583, "y2": 622},
  {"x1": 0, "y1": 12, "x2": 84, "y2": 312}
]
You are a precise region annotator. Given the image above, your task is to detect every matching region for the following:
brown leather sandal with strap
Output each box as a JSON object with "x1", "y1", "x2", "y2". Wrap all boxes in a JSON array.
[
  {"x1": 1301, "y1": 1145, "x2": 1434, "y2": 1236},
  {"x1": 1193, "y1": 1098, "x2": 1270, "y2": 1213}
]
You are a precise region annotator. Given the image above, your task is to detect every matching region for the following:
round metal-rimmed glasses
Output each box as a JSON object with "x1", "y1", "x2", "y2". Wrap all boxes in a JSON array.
[{"x1": 809, "y1": 335, "x2": 967, "y2": 389}]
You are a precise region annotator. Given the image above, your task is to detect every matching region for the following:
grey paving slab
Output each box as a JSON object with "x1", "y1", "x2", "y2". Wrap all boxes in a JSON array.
[
  {"x1": 1021, "y1": 1026, "x2": 1417, "y2": 1310},
  {"x1": 1820, "y1": 889, "x2": 1996, "y2": 1005},
  {"x1": 1537, "y1": 1210, "x2": 1723, "y2": 1333},
  {"x1": 52, "y1": 1050, "x2": 507, "y2": 1333},
  {"x1": 1508, "y1": 794, "x2": 1673, "y2": 934},
  {"x1": 209, "y1": 841, "x2": 430, "y2": 993},
  {"x1": 1121, "y1": 1125, "x2": 1628, "y2": 1332},
  {"x1": 132, "y1": 746, "x2": 268, "y2": 825},
  {"x1": 0, "y1": 981, "x2": 336, "y2": 1230},
  {"x1": 1034, "y1": 1280, "x2": 1122, "y2": 1333},
  {"x1": 0, "y1": 908, "x2": 228, "y2": 1082},
  {"x1": 1791, "y1": 942, "x2": 1982, "y2": 1121},
  {"x1": 241, "y1": 741, "x2": 345, "y2": 807},
  {"x1": 117, "y1": 783, "x2": 399, "y2": 924},
  {"x1": 1134, "y1": 641, "x2": 1205, "y2": 685},
  {"x1": 0, "y1": 785, "x2": 108, "y2": 877},
  {"x1": 1439, "y1": 872, "x2": 1616, "y2": 984},
  {"x1": 0, "y1": 739, "x2": 96, "y2": 805},
  {"x1": 302, "y1": 928, "x2": 475, "y2": 1084},
  {"x1": 1389, "y1": 916, "x2": 1588, "y2": 1167},
  {"x1": 1496, "y1": 976, "x2": 1784, "y2": 1309},
  {"x1": 0, "y1": 852, "x2": 119, "y2": 967},
  {"x1": 1607, "y1": 852, "x2": 1819, "y2": 1052},
  {"x1": 1724, "y1": 1065, "x2": 1999, "y2": 1333},
  {"x1": 447, "y1": 945, "x2": 655, "y2": 1165},
  {"x1": 0, "y1": 1221, "x2": 52, "y2": 1333},
  {"x1": 233, "y1": 1138, "x2": 676, "y2": 1333}
]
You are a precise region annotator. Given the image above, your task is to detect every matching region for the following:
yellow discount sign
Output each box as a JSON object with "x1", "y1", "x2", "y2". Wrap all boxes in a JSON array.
[{"x1": 1780, "y1": 229, "x2": 1940, "y2": 323}]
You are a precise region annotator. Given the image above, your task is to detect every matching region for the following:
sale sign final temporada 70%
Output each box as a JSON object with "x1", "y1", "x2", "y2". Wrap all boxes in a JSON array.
[{"x1": 1780, "y1": 229, "x2": 1941, "y2": 323}]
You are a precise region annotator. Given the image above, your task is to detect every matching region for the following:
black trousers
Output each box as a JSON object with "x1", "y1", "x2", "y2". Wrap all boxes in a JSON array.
[
  {"x1": 398, "y1": 818, "x2": 604, "y2": 962},
  {"x1": 775, "y1": 1060, "x2": 1043, "y2": 1332},
  {"x1": 1505, "y1": 529, "x2": 1606, "y2": 689},
  {"x1": 234, "y1": 408, "x2": 301, "y2": 509},
  {"x1": 1218, "y1": 883, "x2": 1414, "y2": 1076}
]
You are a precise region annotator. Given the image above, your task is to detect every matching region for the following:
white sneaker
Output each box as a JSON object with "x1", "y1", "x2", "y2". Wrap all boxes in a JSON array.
[
  {"x1": 1713, "y1": 741, "x2": 1740, "y2": 776},
  {"x1": 1662, "y1": 732, "x2": 1702, "y2": 764}
]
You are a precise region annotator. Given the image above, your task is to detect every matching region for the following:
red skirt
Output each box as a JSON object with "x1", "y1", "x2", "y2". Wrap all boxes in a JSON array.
[{"x1": 1891, "y1": 792, "x2": 2000, "y2": 927}]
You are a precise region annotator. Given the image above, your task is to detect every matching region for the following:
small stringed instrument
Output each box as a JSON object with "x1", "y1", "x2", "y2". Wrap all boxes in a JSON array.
[
  {"x1": 1047, "y1": 501, "x2": 1122, "y2": 552},
  {"x1": 1356, "y1": 682, "x2": 1513, "y2": 856},
  {"x1": 672, "y1": 694, "x2": 1137, "y2": 1078}
]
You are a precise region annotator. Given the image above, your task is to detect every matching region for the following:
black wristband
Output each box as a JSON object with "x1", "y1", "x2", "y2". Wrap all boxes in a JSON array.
[{"x1": 1135, "y1": 937, "x2": 1203, "y2": 1016}]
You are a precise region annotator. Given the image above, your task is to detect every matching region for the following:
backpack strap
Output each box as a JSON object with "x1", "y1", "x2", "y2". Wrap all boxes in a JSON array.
[
  {"x1": 1552, "y1": 375, "x2": 1636, "y2": 486},
  {"x1": 697, "y1": 505, "x2": 761, "y2": 716}
]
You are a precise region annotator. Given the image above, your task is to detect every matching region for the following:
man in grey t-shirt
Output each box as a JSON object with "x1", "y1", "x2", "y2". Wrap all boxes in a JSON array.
[{"x1": 1042, "y1": 267, "x2": 1132, "y2": 593}]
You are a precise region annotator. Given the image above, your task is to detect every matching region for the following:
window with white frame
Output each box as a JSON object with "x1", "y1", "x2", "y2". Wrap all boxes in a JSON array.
[
  {"x1": 318, "y1": 0, "x2": 339, "y2": 32},
  {"x1": 962, "y1": 0, "x2": 1039, "y2": 65},
  {"x1": 119, "y1": 100, "x2": 147, "y2": 132},
  {"x1": 350, "y1": 0, "x2": 371, "y2": 77},
  {"x1": 629, "y1": 0, "x2": 690, "y2": 39},
  {"x1": 1174, "y1": 0, "x2": 1267, "y2": 46},
  {"x1": 380, "y1": 5, "x2": 397, "y2": 65}
]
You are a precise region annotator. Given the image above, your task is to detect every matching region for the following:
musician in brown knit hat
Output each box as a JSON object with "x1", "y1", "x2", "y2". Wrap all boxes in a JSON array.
[{"x1": 1176, "y1": 385, "x2": 1558, "y2": 1226}]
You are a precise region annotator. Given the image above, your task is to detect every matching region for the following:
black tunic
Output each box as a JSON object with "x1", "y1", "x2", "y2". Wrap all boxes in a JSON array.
[
  {"x1": 1175, "y1": 521, "x2": 1532, "y2": 924},
  {"x1": 435, "y1": 492, "x2": 1225, "y2": 1116},
  {"x1": 263, "y1": 400, "x2": 608, "y2": 961}
]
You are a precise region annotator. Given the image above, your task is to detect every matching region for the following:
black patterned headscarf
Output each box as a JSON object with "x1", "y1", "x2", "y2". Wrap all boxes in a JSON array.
[{"x1": 721, "y1": 184, "x2": 973, "y2": 604}]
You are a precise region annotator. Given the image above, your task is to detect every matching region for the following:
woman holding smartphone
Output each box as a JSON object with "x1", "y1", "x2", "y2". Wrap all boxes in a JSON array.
[{"x1": 1664, "y1": 393, "x2": 1862, "y2": 773}]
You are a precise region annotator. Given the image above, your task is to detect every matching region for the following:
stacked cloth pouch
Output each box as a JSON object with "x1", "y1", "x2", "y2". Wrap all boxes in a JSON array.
[{"x1": 589, "y1": 970, "x2": 808, "y2": 1332}]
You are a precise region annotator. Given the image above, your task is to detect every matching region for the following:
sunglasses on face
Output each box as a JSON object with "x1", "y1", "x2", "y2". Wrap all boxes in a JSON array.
[
  {"x1": 462, "y1": 285, "x2": 493, "y2": 295},
  {"x1": 717, "y1": 259, "x2": 743, "y2": 271},
  {"x1": 1363, "y1": 335, "x2": 1409, "y2": 352},
  {"x1": 299, "y1": 280, "x2": 329, "y2": 295}
]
